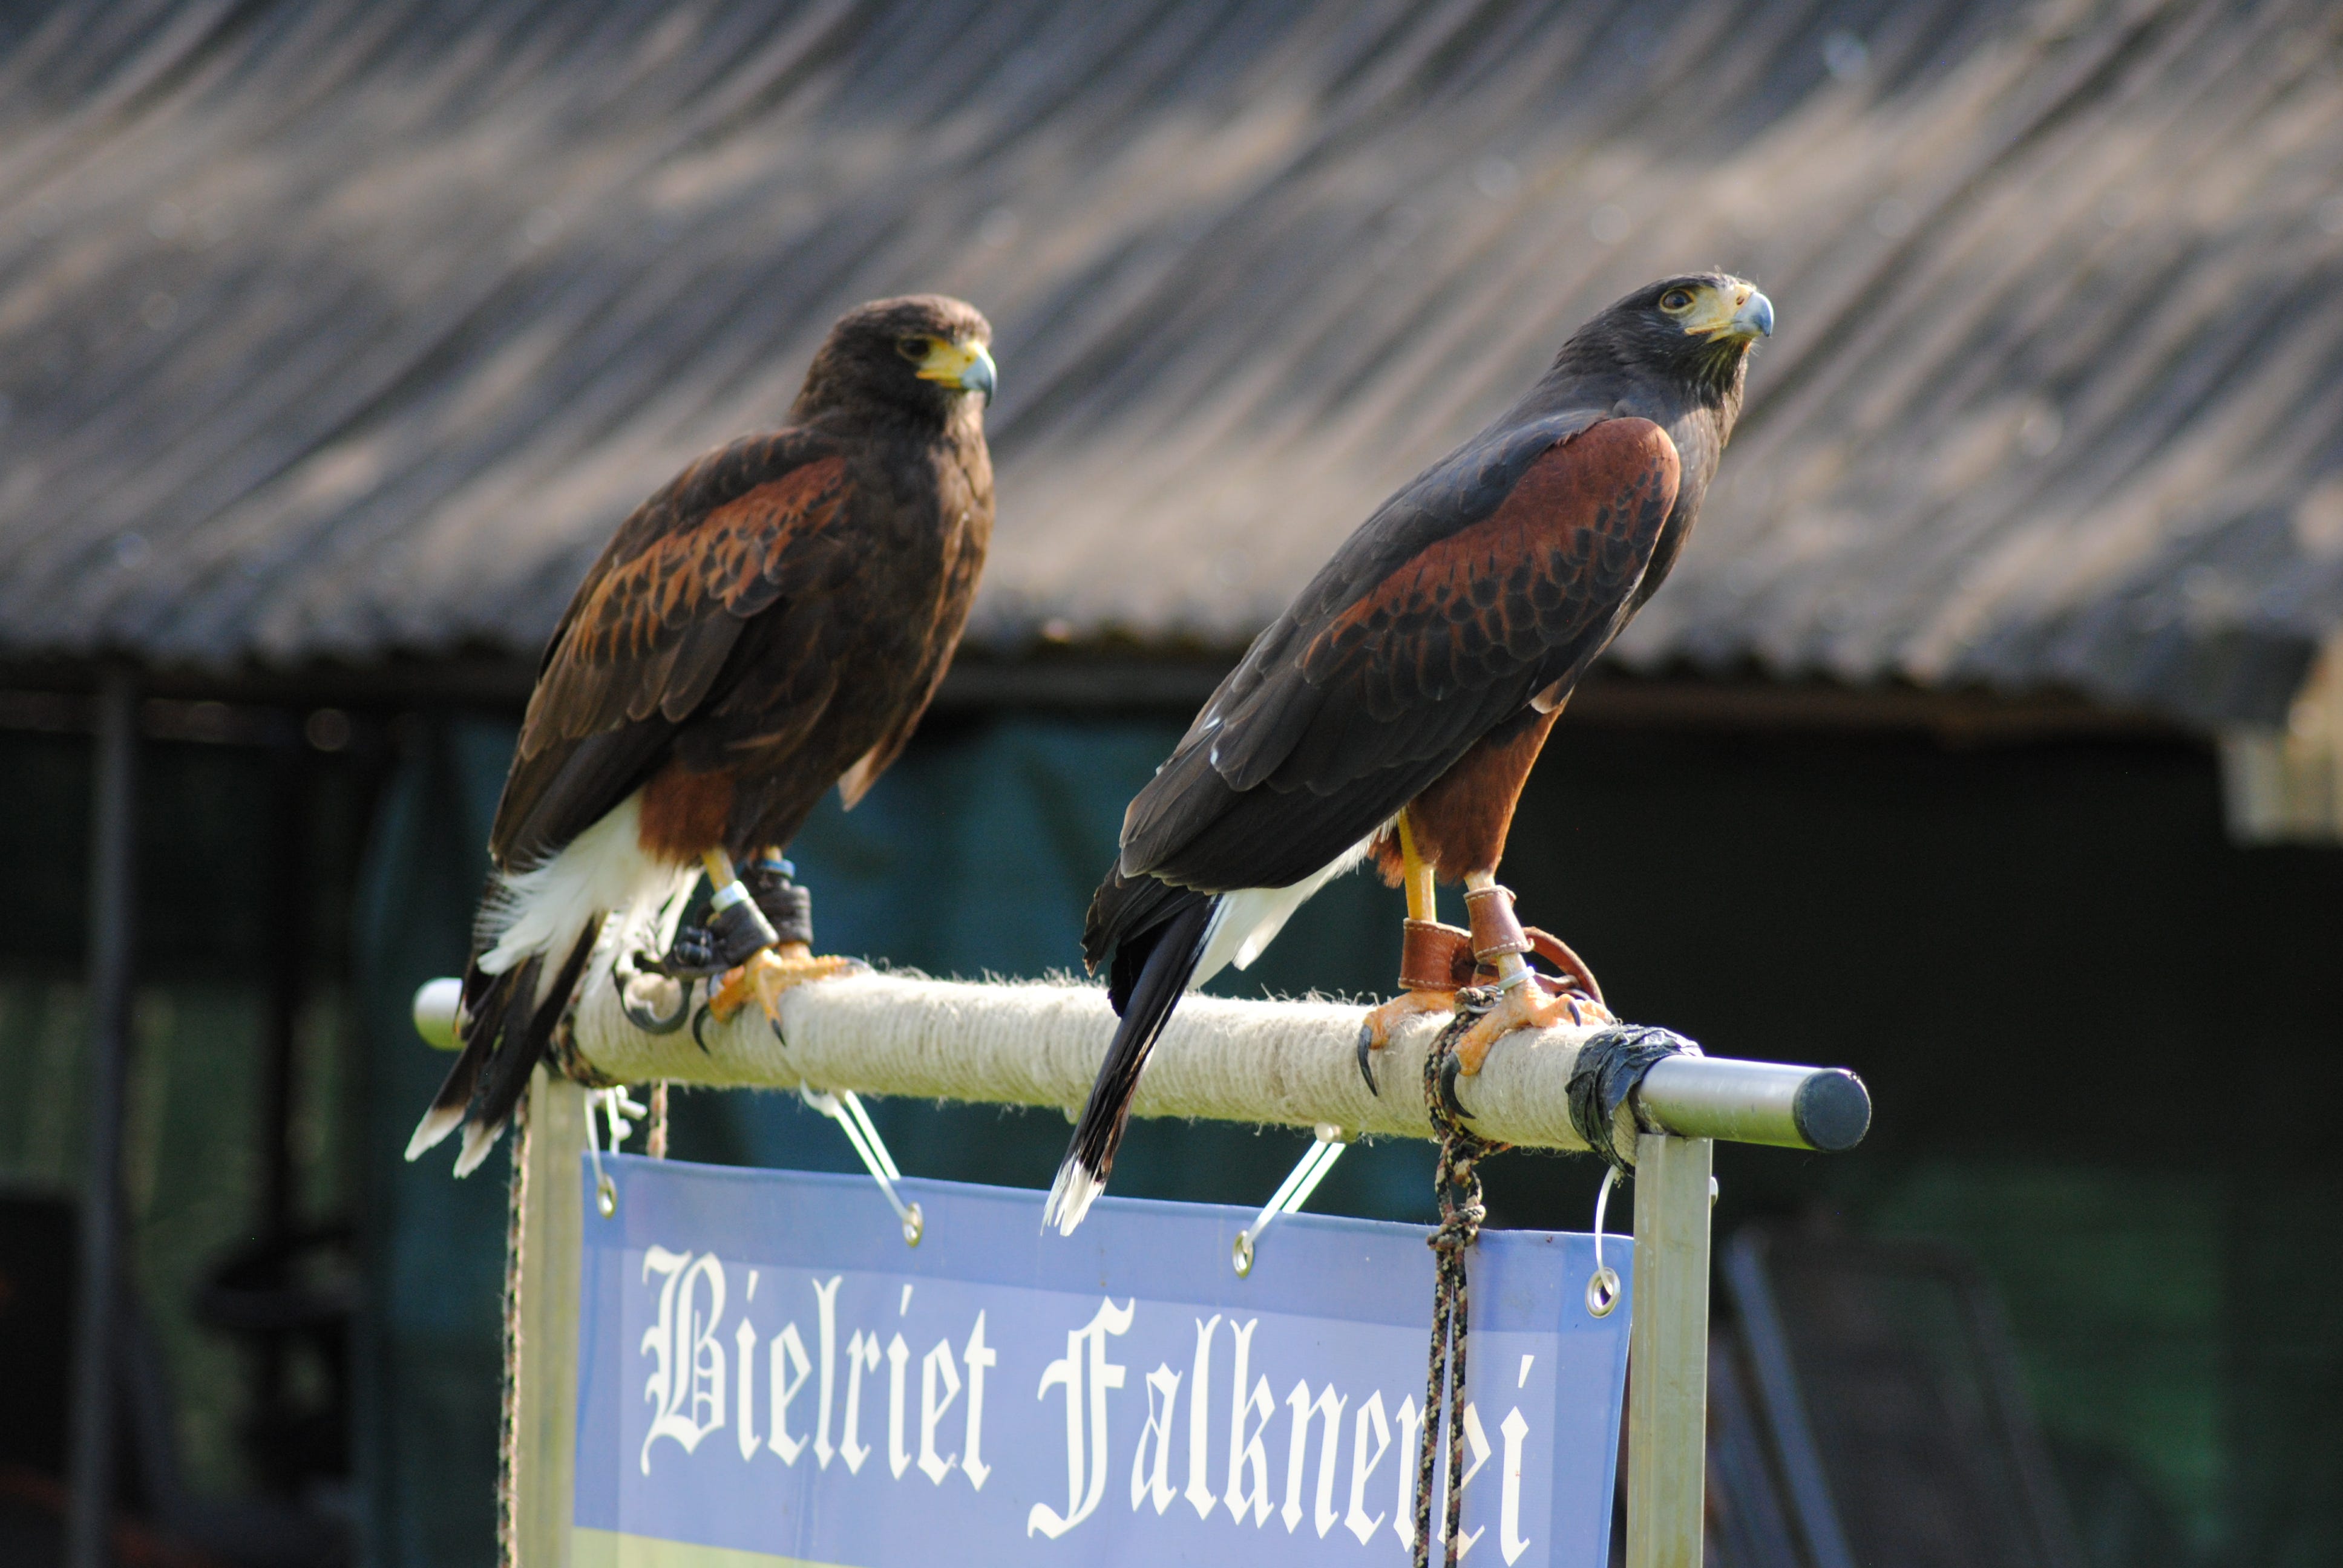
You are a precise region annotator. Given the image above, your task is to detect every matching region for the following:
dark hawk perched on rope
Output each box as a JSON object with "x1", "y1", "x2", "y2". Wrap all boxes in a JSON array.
[
  {"x1": 408, "y1": 295, "x2": 996, "y2": 1176},
  {"x1": 1047, "y1": 274, "x2": 1772, "y2": 1233}
]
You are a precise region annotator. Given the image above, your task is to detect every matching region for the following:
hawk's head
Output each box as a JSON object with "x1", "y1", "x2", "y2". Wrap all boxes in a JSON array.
[
  {"x1": 802, "y1": 295, "x2": 997, "y2": 422},
  {"x1": 1579, "y1": 273, "x2": 1772, "y2": 403}
]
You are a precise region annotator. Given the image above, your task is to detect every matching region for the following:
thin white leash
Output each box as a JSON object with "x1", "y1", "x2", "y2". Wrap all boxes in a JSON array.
[
  {"x1": 583, "y1": 1086, "x2": 650, "y2": 1218},
  {"x1": 1231, "y1": 1123, "x2": 1352, "y2": 1276},
  {"x1": 798, "y1": 1083, "x2": 923, "y2": 1246}
]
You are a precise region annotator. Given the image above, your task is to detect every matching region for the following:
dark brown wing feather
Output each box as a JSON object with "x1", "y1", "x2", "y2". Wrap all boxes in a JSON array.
[
  {"x1": 1098, "y1": 414, "x2": 1679, "y2": 940},
  {"x1": 831, "y1": 524, "x2": 988, "y2": 811},
  {"x1": 490, "y1": 433, "x2": 851, "y2": 866}
]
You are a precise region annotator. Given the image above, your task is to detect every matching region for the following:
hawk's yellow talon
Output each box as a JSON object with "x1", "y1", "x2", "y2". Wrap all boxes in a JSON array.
[
  {"x1": 1452, "y1": 981, "x2": 1572, "y2": 1077},
  {"x1": 705, "y1": 942, "x2": 863, "y2": 1024},
  {"x1": 1357, "y1": 988, "x2": 1455, "y2": 1054}
]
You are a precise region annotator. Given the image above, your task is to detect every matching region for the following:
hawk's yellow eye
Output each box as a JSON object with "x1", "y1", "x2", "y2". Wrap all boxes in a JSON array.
[
  {"x1": 897, "y1": 336, "x2": 931, "y2": 361},
  {"x1": 1660, "y1": 289, "x2": 1695, "y2": 312}
]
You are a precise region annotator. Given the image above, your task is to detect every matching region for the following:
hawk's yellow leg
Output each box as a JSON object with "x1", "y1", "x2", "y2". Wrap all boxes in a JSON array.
[
  {"x1": 1449, "y1": 868, "x2": 1576, "y2": 1076},
  {"x1": 701, "y1": 846, "x2": 862, "y2": 1024},
  {"x1": 1356, "y1": 811, "x2": 1458, "y2": 1057}
]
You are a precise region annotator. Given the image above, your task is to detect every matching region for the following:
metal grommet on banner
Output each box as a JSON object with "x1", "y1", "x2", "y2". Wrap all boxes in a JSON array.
[
  {"x1": 1585, "y1": 1166, "x2": 1621, "y2": 1318},
  {"x1": 1233, "y1": 1123, "x2": 1351, "y2": 1277}
]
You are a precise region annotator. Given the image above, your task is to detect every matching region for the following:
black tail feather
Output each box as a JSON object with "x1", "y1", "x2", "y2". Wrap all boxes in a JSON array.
[
  {"x1": 476, "y1": 928, "x2": 596, "y2": 1140},
  {"x1": 1045, "y1": 889, "x2": 1217, "y2": 1234},
  {"x1": 405, "y1": 953, "x2": 525, "y2": 1164},
  {"x1": 408, "y1": 924, "x2": 598, "y2": 1176}
]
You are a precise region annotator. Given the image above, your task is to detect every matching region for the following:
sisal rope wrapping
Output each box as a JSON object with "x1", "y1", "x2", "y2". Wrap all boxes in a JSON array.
[{"x1": 565, "y1": 962, "x2": 1604, "y2": 1152}]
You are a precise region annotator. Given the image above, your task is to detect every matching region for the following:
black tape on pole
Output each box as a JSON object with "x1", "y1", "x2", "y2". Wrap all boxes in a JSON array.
[{"x1": 1564, "y1": 1024, "x2": 1698, "y2": 1172}]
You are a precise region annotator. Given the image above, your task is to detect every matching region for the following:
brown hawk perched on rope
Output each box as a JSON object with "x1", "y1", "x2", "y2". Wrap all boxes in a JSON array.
[
  {"x1": 408, "y1": 295, "x2": 996, "y2": 1175},
  {"x1": 1047, "y1": 274, "x2": 1771, "y2": 1232}
]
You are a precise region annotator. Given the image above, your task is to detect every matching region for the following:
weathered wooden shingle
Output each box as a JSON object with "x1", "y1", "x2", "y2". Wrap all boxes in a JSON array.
[{"x1": 0, "y1": 0, "x2": 2335, "y2": 728}]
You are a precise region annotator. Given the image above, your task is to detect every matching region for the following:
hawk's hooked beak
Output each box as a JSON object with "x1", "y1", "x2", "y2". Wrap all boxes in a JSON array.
[
  {"x1": 919, "y1": 338, "x2": 998, "y2": 405},
  {"x1": 1687, "y1": 283, "x2": 1774, "y2": 343}
]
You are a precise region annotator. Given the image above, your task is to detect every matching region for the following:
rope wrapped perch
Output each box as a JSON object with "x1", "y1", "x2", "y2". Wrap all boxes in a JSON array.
[
  {"x1": 587, "y1": 963, "x2": 1606, "y2": 1150},
  {"x1": 416, "y1": 964, "x2": 1868, "y2": 1154}
]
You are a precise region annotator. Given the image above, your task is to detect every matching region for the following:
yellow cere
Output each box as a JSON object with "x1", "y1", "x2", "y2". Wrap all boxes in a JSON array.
[
  {"x1": 916, "y1": 336, "x2": 997, "y2": 391},
  {"x1": 1679, "y1": 281, "x2": 1767, "y2": 342}
]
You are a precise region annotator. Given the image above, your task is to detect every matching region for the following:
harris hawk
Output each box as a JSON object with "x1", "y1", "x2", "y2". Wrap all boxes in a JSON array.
[
  {"x1": 1046, "y1": 274, "x2": 1771, "y2": 1232},
  {"x1": 408, "y1": 295, "x2": 997, "y2": 1176}
]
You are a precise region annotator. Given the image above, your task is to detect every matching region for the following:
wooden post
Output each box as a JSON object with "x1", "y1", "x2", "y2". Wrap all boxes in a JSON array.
[
  {"x1": 1625, "y1": 1132, "x2": 1714, "y2": 1568},
  {"x1": 505, "y1": 1068, "x2": 586, "y2": 1568}
]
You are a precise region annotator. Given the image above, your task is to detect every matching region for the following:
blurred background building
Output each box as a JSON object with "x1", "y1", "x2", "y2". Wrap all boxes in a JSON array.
[{"x1": 0, "y1": 1, "x2": 2336, "y2": 1565}]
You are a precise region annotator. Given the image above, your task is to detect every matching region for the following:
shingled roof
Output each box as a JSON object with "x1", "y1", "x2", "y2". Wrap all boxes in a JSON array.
[{"x1": 0, "y1": 0, "x2": 2336, "y2": 728}]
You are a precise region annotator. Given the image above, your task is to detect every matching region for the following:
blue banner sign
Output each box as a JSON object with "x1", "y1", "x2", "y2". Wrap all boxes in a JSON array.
[{"x1": 574, "y1": 1155, "x2": 1632, "y2": 1567}]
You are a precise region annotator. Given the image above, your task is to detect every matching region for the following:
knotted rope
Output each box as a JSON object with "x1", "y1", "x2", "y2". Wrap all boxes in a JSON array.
[{"x1": 1414, "y1": 987, "x2": 1513, "y2": 1568}]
